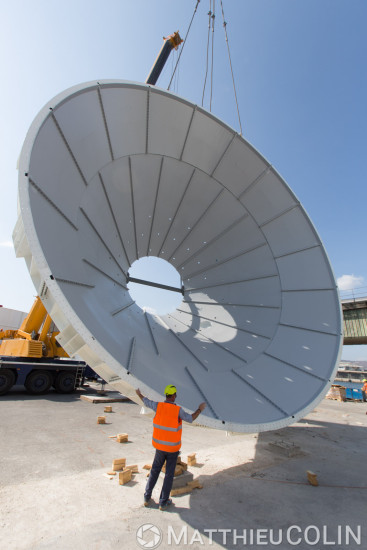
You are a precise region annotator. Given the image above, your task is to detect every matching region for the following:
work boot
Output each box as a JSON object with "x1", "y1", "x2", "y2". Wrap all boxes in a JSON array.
[{"x1": 159, "y1": 498, "x2": 172, "y2": 511}]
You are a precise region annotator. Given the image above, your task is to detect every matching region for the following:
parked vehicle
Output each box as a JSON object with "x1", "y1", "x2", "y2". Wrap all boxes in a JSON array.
[{"x1": 0, "y1": 296, "x2": 91, "y2": 395}]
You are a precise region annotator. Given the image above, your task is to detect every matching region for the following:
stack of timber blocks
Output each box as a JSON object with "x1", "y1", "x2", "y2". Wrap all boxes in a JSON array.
[
  {"x1": 117, "y1": 433, "x2": 128, "y2": 443},
  {"x1": 104, "y1": 406, "x2": 113, "y2": 413},
  {"x1": 162, "y1": 456, "x2": 187, "y2": 476},
  {"x1": 170, "y1": 454, "x2": 203, "y2": 496},
  {"x1": 97, "y1": 416, "x2": 106, "y2": 424},
  {"x1": 325, "y1": 385, "x2": 346, "y2": 402},
  {"x1": 110, "y1": 458, "x2": 139, "y2": 485}
]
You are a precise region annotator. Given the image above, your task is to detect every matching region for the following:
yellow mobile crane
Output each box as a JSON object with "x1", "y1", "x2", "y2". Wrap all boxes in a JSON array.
[
  {"x1": 0, "y1": 297, "x2": 87, "y2": 395},
  {"x1": 0, "y1": 296, "x2": 68, "y2": 359}
]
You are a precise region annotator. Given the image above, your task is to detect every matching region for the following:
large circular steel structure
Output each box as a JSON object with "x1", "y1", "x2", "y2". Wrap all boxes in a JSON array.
[{"x1": 14, "y1": 80, "x2": 343, "y2": 432}]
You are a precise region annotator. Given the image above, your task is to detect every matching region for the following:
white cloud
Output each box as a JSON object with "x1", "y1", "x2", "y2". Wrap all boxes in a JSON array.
[
  {"x1": 337, "y1": 274, "x2": 364, "y2": 291},
  {"x1": 142, "y1": 306, "x2": 157, "y2": 315},
  {"x1": 0, "y1": 241, "x2": 14, "y2": 248}
]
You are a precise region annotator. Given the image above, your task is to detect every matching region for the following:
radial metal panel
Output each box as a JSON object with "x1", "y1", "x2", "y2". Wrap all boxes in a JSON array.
[{"x1": 14, "y1": 80, "x2": 343, "y2": 432}]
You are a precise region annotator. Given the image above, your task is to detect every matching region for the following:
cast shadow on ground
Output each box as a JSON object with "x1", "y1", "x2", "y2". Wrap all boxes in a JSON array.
[{"x1": 169, "y1": 415, "x2": 367, "y2": 549}]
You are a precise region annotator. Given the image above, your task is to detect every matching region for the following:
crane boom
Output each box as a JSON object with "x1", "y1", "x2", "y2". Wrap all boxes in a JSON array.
[{"x1": 146, "y1": 31, "x2": 183, "y2": 85}]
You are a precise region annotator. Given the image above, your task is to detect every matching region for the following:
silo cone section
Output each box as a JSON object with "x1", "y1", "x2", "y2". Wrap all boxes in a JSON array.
[{"x1": 14, "y1": 80, "x2": 343, "y2": 432}]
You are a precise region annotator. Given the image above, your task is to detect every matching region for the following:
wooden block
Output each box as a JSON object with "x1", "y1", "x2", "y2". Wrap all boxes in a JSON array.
[
  {"x1": 143, "y1": 464, "x2": 152, "y2": 470},
  {"x1": 174, "y1": 465, "x2": 184, "y2": 476},
  {"x1": 97, "y1": 416, "x2": 106, "y2": 424},
  {"x1": 307, "y1": 470, "x2": 319, "y2": 486},
  {"x1": 171, "y1": 485, "x2": 193, "y2": 496},
  {"x1": 125, "y1": 464, "x2": 139, "y2": 473},
  {"x1": 170, "y1": 478, "x2": 203, "y2": 495},
  {"x1": 177, "y1": 460, "x2": 187, "y2": 471},
  {"x1": 187, "y1": 480, "x2": 203, "y2": 489},
  {"x1": 116, "y1": 433, "x2": 128, "y2": 443},
  {"x1": 106, "y1": 471, "x2": 116, "y2": 476},
  {"x1": 119, "y1": 469, "x2": 132, "y2": 485},
  {"x1": 113, "y1": 458, "x2": 126, "y2": 465},
  {"x1": 104, "y1": 406, "x2": 113, "y2": 413},
  {"x1": 187, "y1": 454, "x2": 197, "y2": 466},
  {"x1": 112, "y1": 458, "x2": 126, "y2": 471}
]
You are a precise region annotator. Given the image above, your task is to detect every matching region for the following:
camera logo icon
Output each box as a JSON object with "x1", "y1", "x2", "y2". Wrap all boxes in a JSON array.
[{"x1": 136, "y1": 523, "x2": 163, "y2": 549}]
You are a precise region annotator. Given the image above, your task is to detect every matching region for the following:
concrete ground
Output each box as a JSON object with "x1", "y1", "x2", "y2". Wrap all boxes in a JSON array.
[{"x1": 1, "y1": 383, "x2": 366, "y2": 550}]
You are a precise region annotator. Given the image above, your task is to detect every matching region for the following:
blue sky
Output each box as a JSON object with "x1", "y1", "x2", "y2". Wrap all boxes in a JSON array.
[{"x1": 1, "y1": 0, "x2": 366, "y2": 360}]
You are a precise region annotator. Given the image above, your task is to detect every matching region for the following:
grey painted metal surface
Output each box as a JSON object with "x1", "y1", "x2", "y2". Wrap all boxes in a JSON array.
[{"x1": 14, "y1": 80, "x2": 343, "y2": 432}]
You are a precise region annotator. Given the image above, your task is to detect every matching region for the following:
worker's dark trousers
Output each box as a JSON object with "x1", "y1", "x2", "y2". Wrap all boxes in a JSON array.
[{"x1": 144, "y1": 449, "x2": 179, "y2": 505}]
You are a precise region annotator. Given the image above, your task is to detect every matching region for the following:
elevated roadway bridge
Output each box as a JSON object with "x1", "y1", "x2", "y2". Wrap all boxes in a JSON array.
[{"x1": 342, "y1": 297, "x2": 367, "y2": 345}]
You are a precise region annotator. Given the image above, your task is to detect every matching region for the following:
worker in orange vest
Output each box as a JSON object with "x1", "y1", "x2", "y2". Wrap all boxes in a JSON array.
[
  {"x1": 362, "y1": 379, "x2": 367, "y2": 402},
  {"x1": 136, "y1": 384, "x2": 206, "y2": 510}
]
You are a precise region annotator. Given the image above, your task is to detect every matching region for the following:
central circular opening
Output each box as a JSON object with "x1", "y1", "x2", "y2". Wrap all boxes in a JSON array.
[{"x1": 128, "y1": 257, "x2": 183, "y2": 315}]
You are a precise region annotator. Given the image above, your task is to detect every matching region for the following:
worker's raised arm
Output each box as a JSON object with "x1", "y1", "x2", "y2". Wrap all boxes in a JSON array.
[{"x1": 191, "y1": 402, "x2": 206, "y2": 421}]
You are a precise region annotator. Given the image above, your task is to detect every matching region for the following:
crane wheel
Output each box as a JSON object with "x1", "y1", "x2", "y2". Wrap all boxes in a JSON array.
[
  {"x1": 54, "y1": 371, "x2": 76, "y2": 393},
  {"x1": 25, "y1": 370, "x2": 52, "y2": 395},
  {"x1": 0, "y1": 369, "x2": 16, "y2": 396}
]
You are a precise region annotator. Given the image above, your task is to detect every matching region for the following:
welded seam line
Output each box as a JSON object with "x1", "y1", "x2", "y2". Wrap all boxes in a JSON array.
[
  {"x1": 144, "y1": 313, "x2": 160, "y2": 355},
  {"x1": 264, "y1": 352, "x2": 327, "y2": 381},
  {"x1": 176, "y1": 213, "x2": 248, "y2": 270},
  {"x1": 157, "y1": 168, "x2": 196, "y2": 258},
  {"x1": 282, "y1": 288, "x2": 335, "y2": 293},
  {"x1": 168, "y1": 189, "x2": 224, "y2": 262},
  {"x1": 51, "y1": 113, "x2": 88, "y2": 186},
  {"x1": 147, "y1": 157, "x2": 164, "y2": 256},
  {"x1": 99, "y1": 172, "x2": 131, "y2": 267},
  {"x1": 111, "y1": 302, "x2": 135, "y2": 316},
  {"x1": 28, "y1": 178, "x2": 78, "y2": 231},
  {"x1": 238, "y1": 166, "x2": 271, "y2": 200},
  {"x1": 54, "y1": 277, "x2": 94, "y2": 289},
  {"x1": 210, "y1": 133, "x2": 236, "y2": 176},
  {"x1": 82, "y1": 258, "x2": 127, "y2": 289},
  {"x1": 168, "y1": 312, "x2": 248, "y2": 365},
  {"x1": 278, "y1": 322, "x2": 338, "y2": 337},
  {"x1": 259, "y1": 204, "x2": 299, "y2": 228},
  {"x1": 185, "y1": 366, "x2": 218, "y2": 419},
  {"x1": 128, "y1": 156, "x2": 139, "y2": 260},
  {"x1": 183, "y1": 300, "x2": 280, "y2": 310},
  {"x1": 180, "y1": 107, "x2": 196, "y2": 161},
  {"x1": 185, "y1": 242, "x2": 267, "y2": 280},
  {"x1": 274, "y1": 244, "x2": 321, "y2": 260},
  {"x1": 176, "y1": 308, "x2": 271, "y2": 340},
  {"x1": 231, "y1": 369, "x2": 288, "y2": 416},
  {"x1": 167, "y1": 329, "x2": 209, "y2": 372},
  {"x1": 80, "y1": 208, "x2": 128, "y2": 278},
  {"x1": 127, "y1": 337, "x2": 136, "y2": 373},
  {"x1": 145, "y1": 88, "x2": 150, "y2": 154},
  {"x1": 97, "y1": 86, "x2": 114, "y2": 161},
  {"x1": 187, "y1": 273, "x2": 278, "y2": 292}
]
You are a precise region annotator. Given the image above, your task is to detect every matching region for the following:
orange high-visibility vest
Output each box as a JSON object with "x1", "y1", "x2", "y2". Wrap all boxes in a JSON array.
[
  {"x1": 362, "y1": 383, "x2": 367, "y2": 393},
  {"x1": 152, "y1": 402, "x2": 182, "y2": 452}
]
